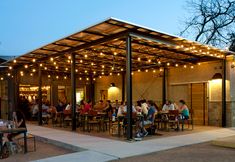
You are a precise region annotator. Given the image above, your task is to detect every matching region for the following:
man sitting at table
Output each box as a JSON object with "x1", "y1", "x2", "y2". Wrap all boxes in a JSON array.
[
  {"x1": 162, "y1": 100, "x2": 175, "y2": 111},
  {"x1": 137, "y1": 100, "x2": 156, "y2": 138},
  {"x1": 117, "y1": 102, "x2": 136, "y2": 116}
]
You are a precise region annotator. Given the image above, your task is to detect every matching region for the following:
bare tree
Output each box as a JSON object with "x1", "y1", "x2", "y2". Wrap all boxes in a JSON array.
[{"x1": 180, "y1": 0, "x2": 235, "y2": 50}]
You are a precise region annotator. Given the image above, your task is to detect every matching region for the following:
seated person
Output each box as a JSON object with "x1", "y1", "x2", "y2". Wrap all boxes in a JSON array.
[
  {"x1": 8, "y1": 110, "x2": 27, "y2": 141},
  {"x1": 81, "y1": 100, "x2": 92, "y2": 114},
  {"x1": 141, "y1": 99, "x2": 148, "y2": 115},
  {"x1": 93, "y1": 100, "x2": 105, "y2": 111},
  {"x1": 56, "y1": 100, "x2": 65, "y2": 113},
  {"x1": 135, "y1": 101, "x2": 142, "y2": 113},
  {"x1": 117, "y1": 101, "x2": 126, "y2": 117},
  {"x1": 162, "y1": 100, "x2": 175, "y2": 111},
  {"x1": 31, "y1": 99, "x2": 39, "y2": 118},
  {"x1": 178, "y1": 100, "x2": 190, "y2": 120},
  {"x1": 103, "y1": 100, "x2": 113, "y2": 114},
  {"x1": 137, "y1": 100, "x2": 156, "y2": 137},
  {"x1": 117, "y1": 102, "x2": 136, "y2": 118},
  {"x1": 42, "y1": 101, "x2": 50, "y2": 124}
]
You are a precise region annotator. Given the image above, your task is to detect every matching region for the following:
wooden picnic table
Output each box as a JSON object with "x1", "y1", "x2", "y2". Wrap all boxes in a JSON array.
[{"x1": 0, "y1": 127, "x2": 27, "y2": 156}]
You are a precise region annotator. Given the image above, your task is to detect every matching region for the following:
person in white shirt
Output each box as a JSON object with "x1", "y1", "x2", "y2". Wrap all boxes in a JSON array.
[
  {"x1": 162, "y1": 100, "x2": 175, "y2": 111},
  {"x1": 117, "y1": 102, "x2": 136, "y2": 116}
]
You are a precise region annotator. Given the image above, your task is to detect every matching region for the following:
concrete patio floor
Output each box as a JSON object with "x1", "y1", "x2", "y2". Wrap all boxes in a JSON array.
[{"x1": 26, "y1": 124, "x2": 235, "y2": 162}]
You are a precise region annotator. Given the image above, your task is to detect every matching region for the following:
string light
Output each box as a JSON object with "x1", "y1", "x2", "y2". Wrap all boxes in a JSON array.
[
  {"x1": 44, "y1": 67, "x2": 47, "y2": 70},
  {"x1": 93, "y1": 78, "x2": 96, "y2": 81},
  {"x1": 65, "y1": 68, "x2": 68, "y2": 71},
  {"x1": 114, "y1": 52, "x2": 117, "y2": 56},
  {"x1": 40, "y1": 63, "x2": 43, "y2": 67},
  {"x1": 102, "y1": 72, "x2": 104, "y2": 75},
  {"x1": 24, "y1": 65, "x2": 28, "y2": 69},
  {"x1": 79, "y1": 77, "x2": 82, "y2": 80},
  {"x1": 32, "y1": 69, "x2": 36, "y2": 72},
  {"x1": 117, "y1": 73, "x2": 120, "y2": 76},
  {"x1": 20, "y1": 71, "x2": 24, "y2": 76},
  {"x1": 93, "y1": 71, "x2": 96, "y2": 74},
  {"x1": 30, "y1": 73, "x2": 33, "y2": 76},
  {"x1": 91, "y1": 62, "x2": 94, "y2": 66},
  {"x1": 32, "y1": 58, "x2": 36, "y2": 62},
  {"x1": 198, "y1": 63, "x2": 201, "y2": 65},
  {"x1": 184, "y1": 65, "x2": 187, "y2": 68},
  {"x1": 191, "y1": 65, "x2": 194, "y2": 69},
  {"x1": 0, "y1": 77, "x2": 3, "y2": 81},
  {"x1": 111, "y1": 67, "x2": 114, "y2": 70},
  {"x1": 13, "y1": 59, "x2": 17, "y2": 63},
  {"x1": 138, "y1": 57, "x2": 141, "y2": 61},
  {"x1": 48, "y1": 75, "x2": 51, "y2": 78},
  {"x1": 80, "y1": 60, "x2": 83, "y2": 63},
  {"x1": 84, "y1": 54, "x2": 88, "y2": 58},
  {"x1": 175, "y1": 64, "x2": 178, "y2": 67},
  {"x1": 110, "y1": 73, "x2": 112, "y2": 76},
  {"x1": 64, "y1": 76, "x2": 67, "y2": 80},
  {"x1": 53, "y1": 62, "x2": 56, "y2": 65},
  {"x1": 138, "y1": 69, "x2": 141, "y2": 72},
  {"x1": 145, "y1": 69, "x2": 148, "y2": 72},
  {"x1": 102, "y1": 65, "x2": 105, "y2": 68},
  {"x1": 99, "y1": 76, "x2": 102, "y2": 79},
  {"x1": 158, "y1": 61, "x2": 161, "y2": 64},
  {"x1": 131, "y1": 72, "x2": 134, "y2": 75},
  {"x1": 121, "y1": 68, "x2": 124, "y2": 71},
  {"x1": 167, "y1": 63, "x2": 170, "y2": 66},
  {"x1": 159, "y1": 68, "x2": 163, "y2": 72},
  {"x1": 55, "y1": 66, "x2": 58, "y2": 69},
  {"x1": 100, "y1": 52, "x2": 104, "y2": 56},
  {"x1": 50, "y1": 58, "x2": 54, "y2": 61},
  {"x1": 75, "y1": 69, "x2": 78, "y2": 72},
  {"x1": 153, "y1": 70, "x2": 156, "y2": 73},
  {"x1": 148, "y1": 59, "x2": 151, "y2": 63},
  {"x1": 86, "y1": 78, "x2": 89, "y2": 81},
  {"x1": 7, "y1": 73, "x2": 11, "y2": 76},
  {"x1": 56, "y1": 76, "x2": 59, "y2": 79},
  {"x1": 9, "y1": 66, "x2": 12, "y2": 70},
  {"x1": 68, "y1": 56, "x2": 71, "y2": 59},
  {"x1": 85, "y1": 70, "x2": 88, "y2": 73}
]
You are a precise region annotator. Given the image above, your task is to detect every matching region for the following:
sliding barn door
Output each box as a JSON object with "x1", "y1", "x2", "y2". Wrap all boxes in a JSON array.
[{"x1": 191, "y1": 83, "x2": 208, "y2": 125}]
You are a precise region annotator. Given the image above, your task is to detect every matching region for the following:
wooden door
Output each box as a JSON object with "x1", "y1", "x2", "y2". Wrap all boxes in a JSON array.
[{"x1": 191, "y1": 83, "x2": 208, "y2": 125}]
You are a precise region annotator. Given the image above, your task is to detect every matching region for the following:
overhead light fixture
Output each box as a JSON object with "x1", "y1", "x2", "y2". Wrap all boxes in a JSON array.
[
  {"x1": 110, "y1": 83, "x2": 115, "y2": 87},
  {"x1": 212, "y1": 73, "x2": 222, "y2": 80}
]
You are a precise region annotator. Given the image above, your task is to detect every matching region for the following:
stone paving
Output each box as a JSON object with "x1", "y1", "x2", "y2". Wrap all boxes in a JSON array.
[{"x1": 27, "y1": 124, "x2": 235, "y2": 162}]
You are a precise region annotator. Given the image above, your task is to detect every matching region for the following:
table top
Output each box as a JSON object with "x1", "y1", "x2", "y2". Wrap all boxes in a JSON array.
[{"x1": 0, "y1": 127, "x2": 27, "y2": 133}]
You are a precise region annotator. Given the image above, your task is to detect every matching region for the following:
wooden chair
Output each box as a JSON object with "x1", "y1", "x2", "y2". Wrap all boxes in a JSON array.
[
  {"x1": 87, "y1": 110, "x2": 101, "y2": 132},
  {"x1": 63, "y1": 109, "x2": 72, "y2": 127},
  {"x1": 167, "y1": 110, "x2": 180, "y2": 131},
  {"x1": 181, "y1": 109, "x2": 194, "y2": 130}
]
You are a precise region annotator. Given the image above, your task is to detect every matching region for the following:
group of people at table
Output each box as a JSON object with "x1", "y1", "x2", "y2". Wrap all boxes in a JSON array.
[{"x1": 31, "y1": 98, "x2": 190, "y2": 138}]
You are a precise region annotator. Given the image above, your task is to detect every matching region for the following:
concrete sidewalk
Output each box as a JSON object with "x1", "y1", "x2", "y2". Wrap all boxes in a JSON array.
[
  {"x1": 212, "y1": 135, "x2": 235, "y2": 148},
  {"x1": 28, "y1": 124, "x2": 235, "y2": 162}
]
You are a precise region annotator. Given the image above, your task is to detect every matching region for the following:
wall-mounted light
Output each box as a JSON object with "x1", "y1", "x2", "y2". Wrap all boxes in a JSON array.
[
  {"x1": 110, "y1": 83, "x2": 115, "y2": 87},
  {"x1": 211, "y1": 73, "x2": 222, "y2": 80}
]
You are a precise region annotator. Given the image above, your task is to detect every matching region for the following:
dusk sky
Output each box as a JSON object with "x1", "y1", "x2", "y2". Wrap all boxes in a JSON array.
[{"x1": 0, "y1": 0, "x2": 188, "y2": 56}]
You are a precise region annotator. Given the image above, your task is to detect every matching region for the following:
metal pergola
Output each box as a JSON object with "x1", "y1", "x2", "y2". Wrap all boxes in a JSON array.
[{"x1": 1, "y1": 18, "x2": 233, "y2": 140}]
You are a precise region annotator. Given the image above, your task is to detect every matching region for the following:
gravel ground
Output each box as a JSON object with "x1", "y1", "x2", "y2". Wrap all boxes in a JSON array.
[
  {"x1": 3, "y1": 140, "x2": 74, "y2": 162},
  {"x1": 111, "y1": 142, "x2": 235, "y2": 162}
]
